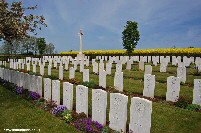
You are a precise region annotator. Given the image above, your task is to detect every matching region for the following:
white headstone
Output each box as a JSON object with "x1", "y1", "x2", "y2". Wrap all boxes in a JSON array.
[
  {"x1": 44, "y1": 78, "x2": 51, "y2": 101},
  {"x1": 177, "y1": 64, "x2": 186, "y2": 83},
  {"x1": 54, "y1": 61, "x2": 57, "y2": 69},
  {"x1": 93, "y1": 62, "x2": 98, "y2": 74},
  {"x1": 27, "y1": 74, "x2": 31, "y2": 90},
  {"x1": 129, "y1": 97, "x2": 152, "y2": 133},
  {"x1": 33, "y1": 64, "x2": 36, "y2": 73},
  {"x1": 73, "y1": 62, "x2": 77, "y2": 70},
  {"x1": 126, "y1": 60, "x2": 132, "y2": 70},
  {"x1": 116, "y1": 63, "x2": 122, "y2": 73},
  {"x1": 64, "y1": 61, "x2": 69, "y2": 70},
  {"x1": 148, "y1": 56, "x2": 151, "y2": 63},
  {"x1": 105, "y1": 56, "x2": 108, "y2": 61},
  {"x1": 69, "y1": 67, "x2": 75, "y2": 79},
  {"x1": 172, "y1": 56, "x2": 177, "y2": 66},
  {"x1": 160, "y1": 63, "x2": 167, "y2": 72},
  {"x1": 36, "y1": 76, "x2": 42, "y2": 96},
  {"x1": 166, "y1": 76, "x2": 180, "y2": 102},
  {"x1": 59, "y1": 66, "x2": 63, "y2": 80},
  {"x1": 99, "y1": 70, "x2": 106, "y2": 88},
  {"x1": 139, "y1": 61, "x2": 144, "y2": 71},
  {"x1": 85, "y1": 59, "x2": 89, "y2": 67},
  {"x1": 48, "y1": 65, "x2": 51, "y2": 76},
  {"x1": 83, "y1": 69, "x2": 89, "y2": 82},
  {"x1": 22, "y1": 63, "x2": 24, "y2": 69},
  {"x1": 114, "y1": 72, "x2": 123, "y2": 92},
  {"x1": 19, "y1": 72, "x2": 24, "y2": 87},
  {"x1": 145, "y1": 65, "x2": 152, "y2": 75},
  {"x1": 40, "y1": 65, "x2": 44, "y2": 76},
  {"x1": 80, "y1": 61, "x2": 84, "y2": 72},
  {"x1": 152, "y1": 56, "x2": 159, "y2": 66},
  {"x1": 109, "y1": 93, "x2": 128, "y2": 133},
  {"x1": 76, "y1": 85, "x2": 88, "y2": 116},
  {"x1": 27, "y1": 63, "x2": 30, "y2": 71},
  {"x1": 52, "y1": 80, "x2": 60, "y2": 105},
  {"x1": 106, "y1": 62, "x2": 112, "y2": 75},
  {"x1": 193, "y1": 79, "x2": 201, "y2": 106},
  {"x1": 24, "y1": 73, "x2": 29, "y2": 89},
  {"x1": 143, "y1": 74, "x2": 155, "y2": 98},
  {"x1": 30, "y1": 75, "x2": 36, "y2": 92},
  {"x1": 92, "y1": 89, "x2": 107, "y2": 125},
  {"x1": 63, "y1": 82, "x2": 73, "y2": 110}
]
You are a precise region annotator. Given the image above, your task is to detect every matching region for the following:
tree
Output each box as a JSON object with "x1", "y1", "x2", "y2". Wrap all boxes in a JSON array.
[
  {"x1": 0, "y1": 39, "x2": 21, "y2": 54},
  {"x1": 122, "y1": 21, "x2": 140, "y2": 54},
  {"x1": 45, "y1": 43, "x2": 55, "y2": 54},
  {"x1": 0, "y1": 1, "x2": 47, "y2": 43},
  {"x1": 0, "y1": 41, "x2": 12, "y2": 54},
  {"x1": 21, "y1": 36, "x2": 37, "y2": 54},
  {"x1": 37, "y1": 38, "x2": 46, "y2": 55}
]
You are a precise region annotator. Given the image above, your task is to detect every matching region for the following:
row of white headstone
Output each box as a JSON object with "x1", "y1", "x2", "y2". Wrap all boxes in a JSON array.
[
  {"x1": 143, "y1": 73, "x2": 201, "y2": 105},
  {"x1": 7, "y1": 56, "x2": 201, "y2": 77},
  {"x1": 0, "y1": 67, "x2": 152, "y2": 133},
  {"x1": 2, "y1": 61, "x2": 201, "y2": 106},
  {"x1": 6, "y1": 56, "x2": 201, "y2": 105},
  {"x1": 8, "y1": 55, "x2": 201, "y2": 67}
]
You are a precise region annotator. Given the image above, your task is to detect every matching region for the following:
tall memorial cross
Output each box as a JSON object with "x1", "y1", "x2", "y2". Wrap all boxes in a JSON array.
[{"x1": 79, "y1": 28, "x2": 83, "y2": 54}]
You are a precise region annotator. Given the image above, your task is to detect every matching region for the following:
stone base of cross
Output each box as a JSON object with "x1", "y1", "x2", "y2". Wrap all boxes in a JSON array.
[{"x1": 76, "y1": 53, "x2": 85, "y2": 61}]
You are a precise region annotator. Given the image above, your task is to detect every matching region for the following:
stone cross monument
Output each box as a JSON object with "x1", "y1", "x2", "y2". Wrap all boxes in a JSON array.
[
  {"x1": 77, "y1": 28, "x2": 85, "y2": 60},
  {"x1": 79, "y1": 28, "x2": 83, "y2": 54}
]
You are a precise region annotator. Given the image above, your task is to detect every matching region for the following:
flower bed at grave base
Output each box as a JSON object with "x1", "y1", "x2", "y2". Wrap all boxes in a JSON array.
[{"x1": 60, "y1": 48, "x2": 201, "y2": 56}]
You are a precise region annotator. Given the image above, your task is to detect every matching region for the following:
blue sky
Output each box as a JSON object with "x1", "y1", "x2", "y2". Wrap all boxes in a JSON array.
[{"x1": 5, "y1": 0, "x2": 201, "y2": 52}]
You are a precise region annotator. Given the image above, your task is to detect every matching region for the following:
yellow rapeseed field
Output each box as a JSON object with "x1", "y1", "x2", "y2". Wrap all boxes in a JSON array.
[{"x1": 60, "y1": 48, "x2": 201, "y2": 56}]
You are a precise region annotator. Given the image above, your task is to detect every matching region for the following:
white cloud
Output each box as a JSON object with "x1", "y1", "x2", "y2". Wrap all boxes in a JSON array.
[{"x1": 34, "y1": 0, "x2": 201, "y2": 51}]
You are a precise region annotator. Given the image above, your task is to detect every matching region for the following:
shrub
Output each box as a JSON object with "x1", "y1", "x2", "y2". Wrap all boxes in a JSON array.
[
  {"x1": 61, "y1": 109, "x2": 72, "y2": 117},
  {"x1": 82, "y1": 80, "x2": 96, "y2": 88},
  {"x1": 174, "y1": 98, "x2": 188, "y2": 109},
  {"x1": 71, "y1": 112, "x2": 87, "y2": 122},
  {"x1": 28, "y1": 71, "x2": 36, "y2": 75},
  {"x1": 34, "y1": 98, "x2": 46, "y2": 107},
  {"x1": 45, "y1": 75, "x2": 59, "y2": 80},
  {"x1": 0, "y1": 65, "x2": 5, "y2": 68},
  {"x1": 67, "y1": 78, "x2": 80, "y2": 85},
  {"x1": 40, "y1": 100, "x2": 57, "y2": 112},
  {"x1": 132, "y1": 67, "x2": 138, "y2": 71},
  {"x1": 186, "y1": 104, "x2": 201, "y2": 111}
]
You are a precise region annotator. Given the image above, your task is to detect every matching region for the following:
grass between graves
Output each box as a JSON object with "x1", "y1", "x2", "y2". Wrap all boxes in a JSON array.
[
  {"x1": 0, "y1": 85, "x2": 80, "y2": 133},
  {"x1": 4, "y1": 61, "x2": 201, "y2": 133}
]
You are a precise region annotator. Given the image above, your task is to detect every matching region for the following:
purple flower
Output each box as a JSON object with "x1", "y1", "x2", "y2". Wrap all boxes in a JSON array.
[
  {"x1": 74, "y1": 117, "x2": 103, "y2": 132},
  {"x1": 86, "y1": 124, "x2": 93, "y2": 132},
  {"x1": 95, "y1": 121, "x2": 103, "y2": 130},
  {"x1": 52, "y1": 105, "x2": 67, "y2": 115},
  {"x1": 30, "y1": 91, "x2": 40, "y2": 100},
  {"x1": 16, "y1": 87, "x2": 24, "y2": 95}
]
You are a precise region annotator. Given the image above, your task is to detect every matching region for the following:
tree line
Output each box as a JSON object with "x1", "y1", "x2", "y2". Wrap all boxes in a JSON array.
[{"x1": 0, "y1": 37, "x2": 56, "y2": 55}]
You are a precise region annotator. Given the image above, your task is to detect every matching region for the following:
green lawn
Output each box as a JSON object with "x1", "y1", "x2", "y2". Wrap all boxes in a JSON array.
[{"x1": 0, "y1": 85, "x2": 80, "y2": 133}]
